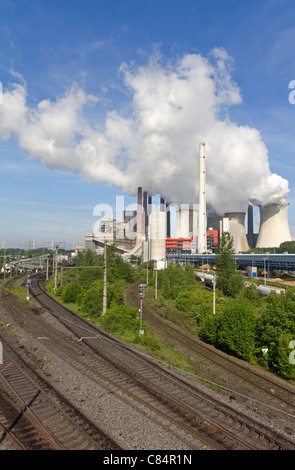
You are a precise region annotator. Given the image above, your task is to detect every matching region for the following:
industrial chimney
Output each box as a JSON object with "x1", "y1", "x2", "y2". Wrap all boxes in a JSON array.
[
  {"x1": 223, "y1": 212, "x2": 249, "y2": 253},
  {"x1": 256, "y1": 203, "x2": 292, "y2": 248},
  {"x1": 198, "y1": 142, "x2": 207, "y2": 253},
  {"x1": 143, "y1": 191, "x2": 148, "y2": 238},
  {"x1": 247, "y1": 203, "x2": 254, "y2": 248},
  {"x1": 166, "y1": 201, "x2": 171, "y2": 238},
  {"x1": 136, "y1": 187, "x2": 143, "y2": 245}
]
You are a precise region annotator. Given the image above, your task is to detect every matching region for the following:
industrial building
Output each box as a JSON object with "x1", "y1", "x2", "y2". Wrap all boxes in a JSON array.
[{"x1": 85, "y1": 142, "x2": 293, "y2": 267}]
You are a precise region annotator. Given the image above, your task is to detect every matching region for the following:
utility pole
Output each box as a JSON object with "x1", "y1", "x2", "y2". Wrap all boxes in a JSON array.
[
  {"x1": 3, "y1": 247, "x2": 6, "y2": 280},
  {"x1": 155, "y1": 265, "x2": 158, "y2": 299},
  {"x1": 213, "y1": 273, "x2": 216, "y2": 315},
  {"x1": 46, "y1": 257, "x2": 49, "y2": 281},
  {"x1": 103, "y1": 240, "x2": 107, "y2": 318},
  {"x1": 54, "y1": 245, "x2": 59, "y2": 293}
]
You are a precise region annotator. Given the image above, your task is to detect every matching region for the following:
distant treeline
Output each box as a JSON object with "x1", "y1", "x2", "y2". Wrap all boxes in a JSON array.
[
  {"x1": 246, "y1": 241, "x2": 295, "y2": 254},
  {"x1": 0, "y1": 247, "x2": 72, "y2": 258}
]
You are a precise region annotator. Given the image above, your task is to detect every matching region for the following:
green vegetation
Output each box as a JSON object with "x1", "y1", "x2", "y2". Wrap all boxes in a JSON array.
[
  {"x1": 147, "y1": 249, "x2": 295, "y2": 381},
  {"x1": 46, "y1": 239, "x2": 295, "y2": 382},
  {"x1": 47, "y1": 245, "x2": 161, "y2": 353},
  {"x1": 246, "y1": 240, "x2": 295, "y2": 254}
]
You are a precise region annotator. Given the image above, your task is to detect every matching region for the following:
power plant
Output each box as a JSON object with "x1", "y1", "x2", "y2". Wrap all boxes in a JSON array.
[{"x1": 85, "y1": 142, "x2": 293, "y2": 263}]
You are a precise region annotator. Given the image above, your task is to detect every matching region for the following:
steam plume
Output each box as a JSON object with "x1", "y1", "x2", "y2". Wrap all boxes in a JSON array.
[{"x1": 0, "y1": 48, "x2": 289, "y2": 214}]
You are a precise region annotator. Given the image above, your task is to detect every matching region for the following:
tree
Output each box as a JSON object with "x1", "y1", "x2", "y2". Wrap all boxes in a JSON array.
[
  {"x1": 215, "y1": 232, "x2": 242, "y2": 296},
  {"x1": 279, "y1": 241, "x2": 295, "y2": 253}
]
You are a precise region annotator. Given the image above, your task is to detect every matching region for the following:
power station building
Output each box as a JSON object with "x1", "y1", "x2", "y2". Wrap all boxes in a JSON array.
[{"x1": 85, "y1": 142, "x2": 293, "y2": 263}]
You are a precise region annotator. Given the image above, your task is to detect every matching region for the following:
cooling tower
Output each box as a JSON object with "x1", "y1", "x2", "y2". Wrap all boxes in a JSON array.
[
  {"x1": 176, "y1": 207, "x2": 198, "y2": 238},
  {"x1": 149, "y1": 211, "x2": 167, "y2": 261},
  {"x1": 224, "y1": 212, "x2": 249, "y2": 253},
  {"x1": 256, "y1": 203, "x2": 292, "y2": 248}
]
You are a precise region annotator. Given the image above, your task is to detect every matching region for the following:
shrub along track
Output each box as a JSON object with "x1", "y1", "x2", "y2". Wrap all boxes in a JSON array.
[
  {"x1": 0, "y1": 273, "x2": 292, "y2": 450},
  {"x1": 125, "y1": 283, "x2": 295, "y2": 444}
]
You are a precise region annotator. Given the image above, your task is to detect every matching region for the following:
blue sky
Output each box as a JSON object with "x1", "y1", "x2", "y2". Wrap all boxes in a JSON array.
[{"x1": 1, "y1": 0, "x2": 295, "y2": 248}]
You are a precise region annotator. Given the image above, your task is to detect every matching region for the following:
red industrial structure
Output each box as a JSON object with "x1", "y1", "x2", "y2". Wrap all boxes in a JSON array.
[{"x1": 166, "y1": 230, "x2": 219, "y2": 254}]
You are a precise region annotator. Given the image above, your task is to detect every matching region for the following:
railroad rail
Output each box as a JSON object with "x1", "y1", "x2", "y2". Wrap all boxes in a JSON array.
[
  {"x1": 0, "y1": 344, "x2": 102, "y2": 450},
  {"x1": 125, "y1": 284, "x2": 295, "y2": 420},
  {"x1": 126, "y1": 285, "x2": 295, "y2": 410},
  {"x1": 0, "y1": 274, "x2": 293, "y2": 449},
  {"x1": 14, "y1": 274, "x2": 295, "y2": 449}
]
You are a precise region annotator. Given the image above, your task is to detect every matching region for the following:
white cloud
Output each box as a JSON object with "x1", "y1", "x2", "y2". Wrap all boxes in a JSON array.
[{"x1": 0, "y1": 48, "x2": 289, "y2": 216}]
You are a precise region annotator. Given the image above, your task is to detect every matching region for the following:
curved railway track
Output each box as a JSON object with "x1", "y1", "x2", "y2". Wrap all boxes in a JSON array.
[
  {"x1": 0, "y1": 273, "x2": 292, "y2": 450},
  {"x1": 126, "y1": 284, "x2": 295, "y2": 425},
  {"x1": 0, "y1": 277, "x2": 121, "y2": 451}
]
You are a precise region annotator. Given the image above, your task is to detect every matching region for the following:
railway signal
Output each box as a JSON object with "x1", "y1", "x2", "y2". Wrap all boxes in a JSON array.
[
  {"x1": 139, "y1": 284, "x2": 146, "y2": 298},
  {"x1": 138, "y1": 284, "x2": 147, "y2": 335}
]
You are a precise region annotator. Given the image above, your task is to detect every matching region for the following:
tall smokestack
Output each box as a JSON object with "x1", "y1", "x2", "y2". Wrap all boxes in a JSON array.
[
  {"x1": 198, "y1": 142, "x2": 207, "y2": 253},
  {"x1": 148, "y1": 195, "x2": 152, "y2": 216},
  {"x1": 143, "y1": 191, "x2": 148, "y2": 238},
  {"x1": 247, "y1": 203, "x2": 254, "y2": 248},
  {"x1": 256, "y1": 203, "x2": 292, "y2": 248},
  {"x1": 136, "y1": 187, "x2": 143, "y2": 245},
  {"x1": 166, "y1": 201, "x2": 171, "y2": 238}
]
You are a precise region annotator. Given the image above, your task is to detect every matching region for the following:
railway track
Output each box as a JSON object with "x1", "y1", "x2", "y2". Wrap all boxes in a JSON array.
[
  {"x1": 15, "y1": 274, "x2": 295, "y2": 449},
  {"x1": 1, "y1": 274, "x2": 293, "y2": 449},
  {"x1": 0, "y1": 387, "x2": 55, "y2": 450},
  {"x1": 0, "y1": 344, "x2": 102, "y2": 450},
  {"x1": 126, "y1": 284, "x2": 295, "y2": 423}
]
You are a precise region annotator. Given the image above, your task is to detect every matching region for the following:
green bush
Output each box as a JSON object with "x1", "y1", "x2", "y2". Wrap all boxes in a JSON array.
[
  {"x1": 268, "y1": 333, "x2": 295, "y2": 380},
  {"x1": 199, "y1": 304, "x2": 256, "y2": 362},
  {"x1": 80, "y1": 281, "x2": 103, "y2": 317},
  {"x1": 62, "y1": 281, "x2": 83, "y2": 303},
  {"x1": 101, "y1": 303, "x2": 139, "y2": 334}
]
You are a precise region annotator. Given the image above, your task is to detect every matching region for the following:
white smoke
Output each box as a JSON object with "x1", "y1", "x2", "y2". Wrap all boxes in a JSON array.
[{"x1": 0, "y1": 48, "x2": 289, "y2": 215}]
